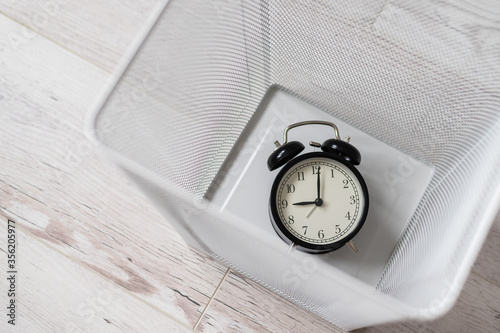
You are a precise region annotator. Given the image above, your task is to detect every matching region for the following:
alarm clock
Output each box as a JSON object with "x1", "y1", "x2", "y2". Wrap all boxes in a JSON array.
[{"x1": 267, "y1": 120, "x2": 369, "y2": 254}]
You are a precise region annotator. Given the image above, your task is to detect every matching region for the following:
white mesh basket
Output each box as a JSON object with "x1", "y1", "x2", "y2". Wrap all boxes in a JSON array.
[{"x1": 87, "y1": 0, "x2": 500, "y2": 330}]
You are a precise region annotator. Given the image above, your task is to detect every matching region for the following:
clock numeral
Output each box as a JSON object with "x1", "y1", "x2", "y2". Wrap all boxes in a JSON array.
[
  {"x1": 345, "y1": 211, "x2": 351, "y2": 220},
  {"x1": 312, "y1": 166, "x2": 321, "y2": 175},
  {"x1": 335, "y1": 224, "x2": 341, "y2": 234},
  {"x1": 287, "y1": 184, "x2": 295, "y2": 193},
  {"x1": 318, "y1": 230, "x2": 324, "y2": 239},
  {"x1": 302, "y1": 225, "x2": 308, "y2": 235},
  {"x1": 331, "y1": 169, "x2": 334, "y2": 178},
  {"x1": 343, "y1": 179, "x2": 349, "y2": 188},
  {"x1": 281, "y1": 199, "x2": 288, "y2": 208},
  {"x1": 288, "y1": 215, "x2": 294, "y2": 224},
  {"x1": 350, "y1": 195, "x2": 355, "y2": 205},
  {"x1": 297, "y1": 172, "x2": 305, "y2": 181}
]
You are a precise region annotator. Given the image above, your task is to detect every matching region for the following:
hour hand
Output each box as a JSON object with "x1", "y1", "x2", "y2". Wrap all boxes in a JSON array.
[{"x1": 292, "y1": 201, "x2": 316, "y2": 205}]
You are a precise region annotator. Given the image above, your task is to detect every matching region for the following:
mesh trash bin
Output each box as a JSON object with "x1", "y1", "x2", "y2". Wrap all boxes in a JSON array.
[{"x1": 87, "y1": 0, "x2": 500, "y2": 330}]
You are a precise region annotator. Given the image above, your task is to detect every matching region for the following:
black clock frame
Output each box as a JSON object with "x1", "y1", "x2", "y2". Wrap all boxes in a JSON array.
[{"x1": 269, "y1": 151, "x2": 369, "y2": 254}]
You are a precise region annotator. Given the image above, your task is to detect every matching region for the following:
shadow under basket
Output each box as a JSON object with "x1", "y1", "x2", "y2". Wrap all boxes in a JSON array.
[{"x1": 87, "y1": 0, "x2": 500, "y2": 330}]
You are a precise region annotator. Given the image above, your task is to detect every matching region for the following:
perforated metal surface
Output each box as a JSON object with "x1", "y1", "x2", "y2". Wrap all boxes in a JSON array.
[{"x1": 92, "y1": 0, "x2": 500, "y2": 328}]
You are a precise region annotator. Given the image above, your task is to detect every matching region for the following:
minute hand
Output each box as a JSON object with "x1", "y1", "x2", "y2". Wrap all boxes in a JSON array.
[{"x1": 316, "y1": 166, "x2": 321, "y2": 200}]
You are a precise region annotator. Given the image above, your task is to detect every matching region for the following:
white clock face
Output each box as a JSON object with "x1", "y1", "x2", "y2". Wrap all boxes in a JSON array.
[{"x1": 274, "y1": 156, "x2": 366, "y2": 246}]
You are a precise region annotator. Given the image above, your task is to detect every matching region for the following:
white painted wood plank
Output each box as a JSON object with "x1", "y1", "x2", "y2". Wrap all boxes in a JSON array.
[
  {"x1": 0, "y1": 219, "x2": 194, "y2": 332},
  {"x1": 0, "y1": 0, "x2": 161, "y2": 71},
  {"x1": 0, "y1": 12, "x2": 226, "y2": 328},
  {"x1": 473, "y1": 210, "x2": 500, "y2": 287},
  {"x1": 197, "y1": 272, "x2": 344, "y2": 333}
]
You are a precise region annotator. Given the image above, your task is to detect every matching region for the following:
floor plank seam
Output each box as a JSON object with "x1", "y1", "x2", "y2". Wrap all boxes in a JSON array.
[
  {"x1": 193, "y1": 267, "x2": 232, "y2": 331},
  {"x1": 471, "y1": 270, "x2": 500, "y2": 290}
]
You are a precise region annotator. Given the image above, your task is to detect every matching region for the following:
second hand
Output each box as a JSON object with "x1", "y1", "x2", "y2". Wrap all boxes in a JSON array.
[{"x1": 306, "y1": 205, "x2": 318, "y2": 218}]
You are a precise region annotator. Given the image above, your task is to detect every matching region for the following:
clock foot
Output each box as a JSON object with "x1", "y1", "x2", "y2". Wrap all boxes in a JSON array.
[
  {"x1": 288, "y1": 242, "x2": 296, "y2": 253},
  {"x1": 346, "y1": 240, "x2": 358, "y2": 253}
]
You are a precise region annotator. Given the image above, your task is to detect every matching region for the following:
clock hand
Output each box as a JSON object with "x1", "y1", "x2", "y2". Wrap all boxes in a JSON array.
[
  {"x1": 306, "y1": 168, "x2": 323, "y2": 219},
  {"x1": 293, "y1": 201, "x2": 316, "y2": 205},
  {"x1": 316, "y1": 166, "x2": 321, "y2": 200},
  {"x1": 293, "y1": 166, "x2": 324, "y2": 209},
  {"x1": 306, "y1": 205, "x2": 318, "y2": 218}
]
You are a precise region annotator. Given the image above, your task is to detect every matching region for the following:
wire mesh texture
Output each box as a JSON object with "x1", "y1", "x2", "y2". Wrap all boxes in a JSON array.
[{"x1": 91, "y1": 0, "x2": 500, "y2": 329}]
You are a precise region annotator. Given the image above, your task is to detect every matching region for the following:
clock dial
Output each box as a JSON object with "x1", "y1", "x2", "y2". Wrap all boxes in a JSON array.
[{"x1": 274, "y1": 156, "x2": 366, "y2": 246}]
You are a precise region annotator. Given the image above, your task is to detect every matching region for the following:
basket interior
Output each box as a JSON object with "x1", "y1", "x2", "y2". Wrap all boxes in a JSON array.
[{"x1": 93, "y1": 0, "x2": 500, "y2": 317}]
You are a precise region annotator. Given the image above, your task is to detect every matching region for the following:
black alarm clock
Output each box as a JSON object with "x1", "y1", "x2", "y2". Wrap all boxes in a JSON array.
[{"x1": 267, "y1": 121, "x2": 369, "y2": 254}]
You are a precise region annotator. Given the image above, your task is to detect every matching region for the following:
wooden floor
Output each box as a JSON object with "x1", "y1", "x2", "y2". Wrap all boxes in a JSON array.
[{"x1": 1, "y1": 1, "x2": 499, "y2": 332}]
